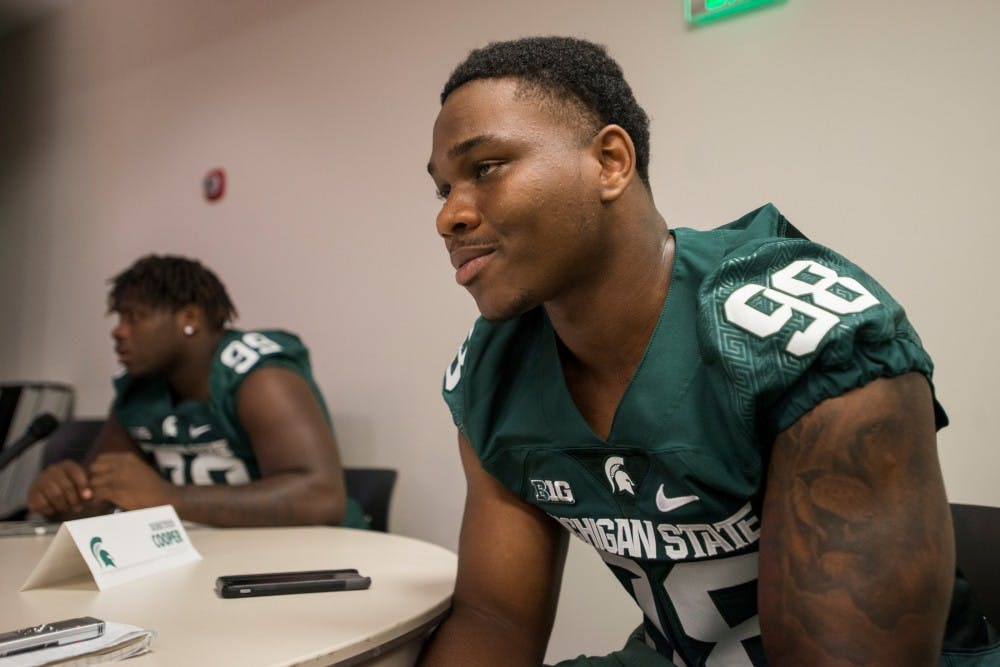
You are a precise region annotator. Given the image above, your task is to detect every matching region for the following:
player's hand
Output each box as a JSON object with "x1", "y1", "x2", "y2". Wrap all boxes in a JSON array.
[
  {"x1": 27, "y1": 460, "x2": 93, "y2": 517},
  {"x1": 88, "y1": 451, "x2": 178, "y2": 510}
]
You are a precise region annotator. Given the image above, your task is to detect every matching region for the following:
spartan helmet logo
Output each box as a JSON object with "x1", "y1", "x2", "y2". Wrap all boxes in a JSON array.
[
  {"x1": 604, "y1": 456, "x2": 636, "y2": 496},
  {"x1": 162, "y1": 415, "x2": 178, "y2": 438}
]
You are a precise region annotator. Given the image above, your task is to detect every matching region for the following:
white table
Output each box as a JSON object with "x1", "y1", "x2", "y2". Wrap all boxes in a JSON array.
[{"x1": 0, "y1": 526, "x2": 456, "y2": 666}]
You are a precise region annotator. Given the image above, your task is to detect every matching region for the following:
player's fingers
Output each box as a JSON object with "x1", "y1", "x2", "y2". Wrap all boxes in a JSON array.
[
  {"x1": 88, "y1": 469, "x2": 116, "y2": 502},
  {"x1": 49, "y1": 466, "x2": 88, "y2": 510},
  {"x1": 87, "y1": 455, "x2": 108, "y2": 475},
  {"x1": 27, "y1": 485, "x2": 55, "y2": 516},
  {"x1": 87, "y1": 470, "x2": 110, "y2": 494},
  {"x1": 88, "y1": 451, "x2": 123, "y2": 477},
  {"x1": 59, "y1": 461, "x2": 93, "y2": 500},
  {"x1": 31, "y1": 469, "x2": 79, "y2": 514},
  {"x1": 88, "y1": 468, "x2": 107, "y2": 489}
]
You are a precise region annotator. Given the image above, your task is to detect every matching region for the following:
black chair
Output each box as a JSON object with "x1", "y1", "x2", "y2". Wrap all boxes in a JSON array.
[
  {"x1": 951, "y1": 503, "x2": 1000, "y2": 626},
  {"x1": 344, "y1": 467, "x2": 397, "y2": 532},
  {"x1": 42, "y1": 419, "x2": 105, "y2": 467}
]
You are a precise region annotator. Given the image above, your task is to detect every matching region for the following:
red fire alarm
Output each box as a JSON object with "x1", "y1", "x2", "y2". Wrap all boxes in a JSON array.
[{"x1": 203, "y1": 168, "x2": 226, "y2": 202}]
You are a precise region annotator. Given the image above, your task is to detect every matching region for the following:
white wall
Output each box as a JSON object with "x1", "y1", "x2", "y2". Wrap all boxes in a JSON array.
[{"x1": 2, "y1": 0, "x2": 997, "y2": 661}]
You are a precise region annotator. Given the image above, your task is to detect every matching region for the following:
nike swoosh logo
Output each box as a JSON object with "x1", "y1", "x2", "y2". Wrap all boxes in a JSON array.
[
  {"x1": 189, "y1": 424, "x2": 212, "y2": 438},
  {"x1": 655, "y1": 484, "x2": 699, "y2": 513}
]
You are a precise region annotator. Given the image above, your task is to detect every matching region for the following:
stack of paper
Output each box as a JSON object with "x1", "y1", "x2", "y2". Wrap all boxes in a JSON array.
[{"x1": 2, "y1": 622, "x2": 156, "y2": 666}]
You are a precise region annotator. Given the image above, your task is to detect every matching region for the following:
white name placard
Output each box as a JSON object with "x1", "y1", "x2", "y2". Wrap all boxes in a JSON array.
[{"x1": 21, "y1": 505, "x2": 201, "y2": 591}]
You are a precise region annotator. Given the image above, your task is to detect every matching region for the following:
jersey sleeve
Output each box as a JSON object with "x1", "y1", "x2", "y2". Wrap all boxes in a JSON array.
[
  {"x1": 211, "y1": 328, "x2": 335, "y2": 442},
  {"x1": 214, "y1": 329, "x2": 314, "y2": 385},
  {"x1": 441, "y1": 319, "x2": 490, "y2": 439},
  {"x1": 210, "y1": 328, "x2": 328, "y2": 429},
  {"x1": 697, "y1": 237, "x2": 946, "y2": 439},
  {"x1": 441, "y1": 313, "x2": 544, "y2": 454}
]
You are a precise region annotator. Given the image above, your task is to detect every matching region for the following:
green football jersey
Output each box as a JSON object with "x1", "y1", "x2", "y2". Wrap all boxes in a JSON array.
[
  {"x1": 442, "y1": 205, "x2": 987, "y2": 666},
  {"x1": 114, "y1": 328, "x2": 367, "y2": 529}
]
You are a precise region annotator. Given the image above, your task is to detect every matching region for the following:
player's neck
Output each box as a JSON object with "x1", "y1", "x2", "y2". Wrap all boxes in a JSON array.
[
  {"x1": 166, "y1": 330, "x2": 225, "y2": 403},
  {"x1": 549, "y1": 225, "x2": 673, "y2": 440},
  {"x1": 547, "y1": 220, "x2": 674, "y2": 384}
]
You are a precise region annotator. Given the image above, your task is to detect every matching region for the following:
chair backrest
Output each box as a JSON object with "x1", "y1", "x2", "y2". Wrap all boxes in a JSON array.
[
  {"x1": 0, "y1": 382, "x2": 75, "y2": 519},
  {"x1": 951, "y1": 503, "x2": 1000, "y2": 626},
  {"x1": 343, "y1": 467, "x2": 397, "y2": 532},
  {"x1": 42, "y1": 419, "x2": 105, "y2": 467}
]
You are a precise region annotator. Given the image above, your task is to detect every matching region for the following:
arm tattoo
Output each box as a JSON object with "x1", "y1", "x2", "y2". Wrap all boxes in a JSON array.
[{"x1": 760, "y1": 374, "x2": 953, "y2": 666}]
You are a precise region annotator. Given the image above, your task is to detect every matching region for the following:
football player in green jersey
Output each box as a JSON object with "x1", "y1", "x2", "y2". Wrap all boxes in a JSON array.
[
  {"x1": 27, "y1": 255, "x2": 366, "y2": 528},
  {"x1": 422, "y1": 37, "x2": 999, "y2": 666}
]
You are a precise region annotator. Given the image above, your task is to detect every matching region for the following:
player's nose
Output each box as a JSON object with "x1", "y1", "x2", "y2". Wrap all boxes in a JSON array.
[
  {"x1": 111, "y1": 320, "x2": 126, "y2": 342},
  {"x1": 436, "y1": 192, "x2": 482, "y2": 238}
]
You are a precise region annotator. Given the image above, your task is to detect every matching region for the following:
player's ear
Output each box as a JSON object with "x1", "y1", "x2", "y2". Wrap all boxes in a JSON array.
[
  {"x1": 176, "y1": 305, "x2": 202, "y2": 337},
  {"x1": 593, "y1": 124, "x2": 637, "y2": 203}
]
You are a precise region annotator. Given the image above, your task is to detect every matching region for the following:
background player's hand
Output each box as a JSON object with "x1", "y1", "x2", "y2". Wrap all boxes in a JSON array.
[
  {"x1": 89, "y1": 451, "x2": 178, "y2": 510},
  {"x1": 27, "y1": 460, "x2": 93, "y2": 517}
]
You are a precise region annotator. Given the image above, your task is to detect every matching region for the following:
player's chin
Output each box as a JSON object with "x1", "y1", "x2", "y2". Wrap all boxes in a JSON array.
[
  {"x1": 472, "y1": 287, "x2": 538, "y2": 322},
  {"x1": 122, "y1": 360, "x2": 152, "y2": 377}
]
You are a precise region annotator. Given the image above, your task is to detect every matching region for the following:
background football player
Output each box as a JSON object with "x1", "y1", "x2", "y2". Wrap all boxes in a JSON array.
[{"x1": 28, "y1": 254, "x2": 366, "y2": 528}]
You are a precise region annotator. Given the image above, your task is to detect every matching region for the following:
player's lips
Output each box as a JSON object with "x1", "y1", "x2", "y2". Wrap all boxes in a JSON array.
[{"x1": 450, "y1": 246, "x2": 495, "y2": 286}]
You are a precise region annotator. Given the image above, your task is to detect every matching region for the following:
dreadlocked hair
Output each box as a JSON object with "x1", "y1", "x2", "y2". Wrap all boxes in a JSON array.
[
  {"x1": 441, "y1": 36, "x2": 652, "y2": 187},
  {"x1": 108, "y1": 255, "x2": 237, "y2": 330}
]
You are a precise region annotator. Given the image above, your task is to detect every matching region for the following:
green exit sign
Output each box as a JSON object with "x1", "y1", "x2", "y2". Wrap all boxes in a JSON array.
[{"x1": 685, "y1": 0, "x2": 784, "y2": 25}]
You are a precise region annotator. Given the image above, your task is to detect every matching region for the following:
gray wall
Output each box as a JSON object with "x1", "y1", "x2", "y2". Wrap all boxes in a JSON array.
[{"x1": 2, "y1": 0, "x2": 997, "y2": 660}]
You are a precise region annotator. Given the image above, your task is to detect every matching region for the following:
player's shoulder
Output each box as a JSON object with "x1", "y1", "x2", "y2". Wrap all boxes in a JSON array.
[
  {"x1": 441, "y1": 310, "x2": 547, "y2": 432},
  {"x1": 111, "y1": 367, "x2": 174, "y2": 423},
  {"x1": 112, "y1": 366, "x2": 131, "y2": 395},
  {"x1": 697, "y1": 206, "x2": 900, "y2": 362},
  {"x1": 712, "y1": 202, "x2": 806, "y2": 242},
  {"x1": 692, "y1": 206, "x2": 936, "y2": 434},
  {"x1": 214, "y1": 328, "x2": 311, "y2": 377}
]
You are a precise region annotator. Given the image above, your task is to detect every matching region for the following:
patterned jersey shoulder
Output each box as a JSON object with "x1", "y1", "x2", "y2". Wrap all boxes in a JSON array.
[
  {"x1": 212, "y1": 328, "x2": 313, "y2": 386},
  {"x1": 695, "y1": 231, "x2": 938, "y2": 436},
  {"x1": 208, "y1": 328, "x2": 325, "y2": 443}
]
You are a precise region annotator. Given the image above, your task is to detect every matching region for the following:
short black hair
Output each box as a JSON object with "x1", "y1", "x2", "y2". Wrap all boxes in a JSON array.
[
  {"x1": 441, "y1": 36, "x2": 651, "y2": 186},
  {"x1": 108, "y1": 255, "x2": 237, "y2": 330}
]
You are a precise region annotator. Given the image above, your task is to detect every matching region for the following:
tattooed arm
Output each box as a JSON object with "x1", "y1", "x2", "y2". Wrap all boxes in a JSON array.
[{"x1": 759, "y1": 372, "x2": 954, "y2": 666}]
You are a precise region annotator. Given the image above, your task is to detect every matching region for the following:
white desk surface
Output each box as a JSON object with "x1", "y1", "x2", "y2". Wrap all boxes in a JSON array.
[{"x1": 0, "y1": 526, "x2": 457, "y2": 666}]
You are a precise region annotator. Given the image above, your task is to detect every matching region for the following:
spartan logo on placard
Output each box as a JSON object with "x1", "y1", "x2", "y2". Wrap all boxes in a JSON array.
[
  {"x1": 89, "y1": 537, "x2": 116, "y2": 568},
  {"x1": 604, "y1": 456, "x2": 636, "y2": 496},
  {"x1": 530, "y1": 479, "x2": 575, "y2": 504}
]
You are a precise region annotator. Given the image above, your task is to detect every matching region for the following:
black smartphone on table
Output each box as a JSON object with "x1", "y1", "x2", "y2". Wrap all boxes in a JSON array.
[{"x1": 215, "y1": 568, "x2": 371, "y2": 598}]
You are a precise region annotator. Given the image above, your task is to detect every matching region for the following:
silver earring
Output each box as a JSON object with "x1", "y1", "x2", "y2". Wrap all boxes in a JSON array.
[{"x1": 183, "y1": 325, "x2": 195, "y2": 336}]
